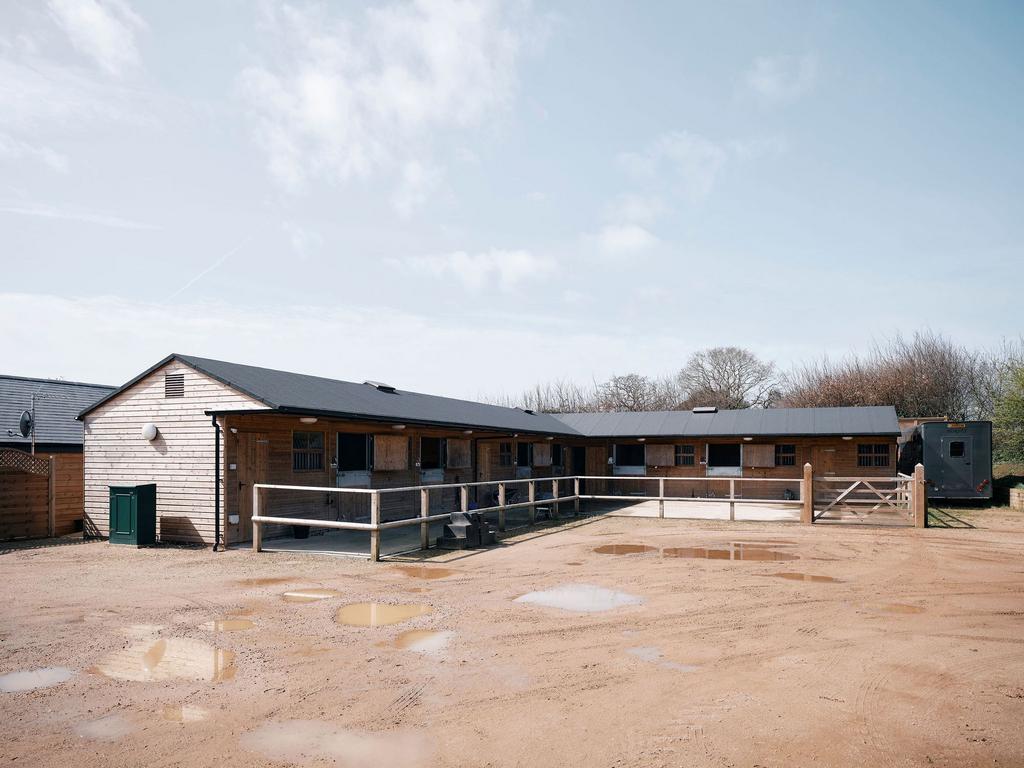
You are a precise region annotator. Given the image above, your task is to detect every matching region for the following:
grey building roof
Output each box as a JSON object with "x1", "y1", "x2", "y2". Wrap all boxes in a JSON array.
[
  {"x1": 1, "y1": 375, "x2": 115, "y2": 447},
  {"x1": 78, "y1": 354, "x2": 899, "y2": 440},
  {"x1": 551, "y1": 406, "x2": 900, "y2": 438},
  {"x1": 79, "y1": 354, "x2": 582, "y2": 436}
]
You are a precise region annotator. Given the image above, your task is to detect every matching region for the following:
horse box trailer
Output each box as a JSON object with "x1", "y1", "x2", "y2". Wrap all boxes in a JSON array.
[{"x1": 898, "y1": 421, "x2": 992, "y2": 501}]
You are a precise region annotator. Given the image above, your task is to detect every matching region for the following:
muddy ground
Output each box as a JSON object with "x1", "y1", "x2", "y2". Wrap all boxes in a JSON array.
[{"x1": 2, "y1": 508, "x2": 1023, "y2": 767}]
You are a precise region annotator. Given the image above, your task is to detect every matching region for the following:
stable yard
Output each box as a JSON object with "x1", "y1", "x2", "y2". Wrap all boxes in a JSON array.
[{"x1": 2, "y1": 509, "x2": 1023, "y2": 767}]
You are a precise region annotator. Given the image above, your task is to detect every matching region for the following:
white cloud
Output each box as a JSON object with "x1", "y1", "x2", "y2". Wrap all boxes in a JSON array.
[
  {"x1": 47, "y1": 0, "x2": 146, "y2": 76},
  {"x1": 744, "y1": 54, "x2": 817, "y2": 104},
  {"x1": 239, "y1": 0, "x2": 528, "y2": 213},
  {"x1": 606, "y1": 193, "x2": 665, "y2": 226},
  {"x1": 402, "y1": 248, "x2": 555, "y2": 292},
  {"x1": 0, "y1": 201, "x2": 156, "y2": 229},
  {"x1": 0, "y1": 132, "x2": 69, "y2": 173},
  {"x1": 618, "y1": 131, "x2": 785, "y2": 204},
  {"x1": 0, "y1": 292, "x2": 690, "y2": 398},
  {"x1": 282, "y1": 221, "x2": 323, "y2": 260},
  {"x1": 595, "y1": 224, "x2": 659, "y2": 254}
]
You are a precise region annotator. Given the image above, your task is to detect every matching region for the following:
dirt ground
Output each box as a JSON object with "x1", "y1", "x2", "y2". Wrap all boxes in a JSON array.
[{"x1": 2, "y1": 508, "x2": 1024, "y2": 767}]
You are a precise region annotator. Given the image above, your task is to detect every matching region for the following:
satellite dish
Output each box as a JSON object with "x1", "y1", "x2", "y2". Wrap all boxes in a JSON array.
[{"x1": 19, "y1": 410, "x2": 32, "y2": 438}]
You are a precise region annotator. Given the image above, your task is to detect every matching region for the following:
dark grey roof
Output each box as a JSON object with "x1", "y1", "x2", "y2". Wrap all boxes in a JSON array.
[
  {"x1": 1, "y1": 375, "x2": 115, "y2": 447},
  {"x1": 80, "y1": 354, "x2": 582, "y2": 436},
  {"x1": 551, "y1": 406, "x2": 900, "y2": 438}
]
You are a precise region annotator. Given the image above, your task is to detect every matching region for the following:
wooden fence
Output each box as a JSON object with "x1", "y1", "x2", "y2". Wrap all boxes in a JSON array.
[{"x1": 0, "y1": 449, "x2": 85, "y2": 541}]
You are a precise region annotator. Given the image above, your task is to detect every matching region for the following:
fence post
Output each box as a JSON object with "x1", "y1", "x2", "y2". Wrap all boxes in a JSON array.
[
  {"x1": 47, "y1": 455, "x2": 56, "y2": 538},
  {"x1": 801, "y1": 463, "x2": 814, "y2": 524},
  {"x1": 552, "y1": 478, "x2": 559, "y2": 519},
  {"x1": 252, "y1": 485, "x2": 262, "y2": 552},
  {"x1": 460, "y1": 484, "x2": 469, "y2": 513},
  {"x1": 913, "y1": 463, "x2": 928, "y2": 528},
  {"x1": 498, "y1": 482, "x2": 506, "y2": 531},
  {"x1": 420, "y1": 487, "x2": 430, "y2": 551},
  {"x1": 729, "y1": 479, "x2": 735, "y2": 522},
  {"x1": 369, "y1": 491, "x2": 381, "y2": 562},
  {"x1": 527, "y1": 480, "x2": 535, "y2": 525},
  {"x1": 574, "y1": 476, "x2": 581, "y2": 517},
  {"x1": 658, "y1": 477, "x2": 665, "y2": 519}
]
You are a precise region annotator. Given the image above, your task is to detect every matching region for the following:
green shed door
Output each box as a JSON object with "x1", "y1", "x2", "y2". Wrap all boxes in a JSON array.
[{"x1": 112, "y1": 493, "x2": 133, "y2": 536}]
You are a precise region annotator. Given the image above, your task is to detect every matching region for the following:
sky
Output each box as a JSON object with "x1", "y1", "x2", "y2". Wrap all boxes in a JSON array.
[{"x1": 1, "y1": 0, "x2": 1022, "y2": 399}]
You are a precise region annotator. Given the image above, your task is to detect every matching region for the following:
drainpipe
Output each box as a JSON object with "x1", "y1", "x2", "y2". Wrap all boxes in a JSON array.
[{"x1": 211, "y1": 413, "x2": 221, "y2": 552}]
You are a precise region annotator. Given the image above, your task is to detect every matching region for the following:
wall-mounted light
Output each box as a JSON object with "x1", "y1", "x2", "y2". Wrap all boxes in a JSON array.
[
  {"x1": 463, "y1": 429, "x2": 473, "y2": 435},
  {"x1": 842, "y1": 436, "x2": 853, "y2": 441},
  {"x1": 393, "y1": 424, "x2": 406, "y2": 430},
  {"x1": 743, "y1": 436, "x2": 753, "y2": 441},
  {"x1": 299, "y1": 416, "x2": 318, "y2": 424},
  {"x1": 637, "y1": 437, "x2": 646, "y2": 442},
  {"x1": 546, "y1": 436, "x2": 554, "y2": 441},
  {"x1": 141, "y1": 423, "x2": 158, "y2": 441},
  {"x1": 229, "y1": 427, "x2": 238, "y2": 434}
]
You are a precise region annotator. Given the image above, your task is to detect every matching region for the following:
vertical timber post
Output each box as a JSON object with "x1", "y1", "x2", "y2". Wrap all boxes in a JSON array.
[
  {"x1": 658, "y1": 477, "x2": 665, "y2": 519},
  {"x1": 574, "y1": 476, "x2": 580, "y2": 517},
  {"x1": 801, "y1": 462, "x2": 814, "y2": 524},
  {"x1": 913, "y1": 463, "x2": 928, "y2": 528},
  {"x1": 552, "y1": 478, "x2": 559, "y2": 519},
  {"x1": 729, "y1": 479, "x2": 735, "y2": 522},
  {"x1": 47, "y1": 455, "x2": 56, "y2": 538},
  {"x1": 420, "y1": 487, "x2": 430, "y2": 551},
  {"x1": 527, "y1": 480, "x2": 535, "y2": 525},
  {"x1": 498, "y1": 482, "x2": 506, "y2": 531},
  {"x1": 369, "y1": 491, "x2": 381, "y2": 562},
  {"x1": 252, "y1": 485, "x2": 262, "y2": 552}
]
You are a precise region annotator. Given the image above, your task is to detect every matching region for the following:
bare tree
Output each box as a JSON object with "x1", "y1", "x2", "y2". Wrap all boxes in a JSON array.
[
  {"x1": 675, "y1": 347, "x2": 780, "y2": 409},
  {"x1": 596, "y1": 374, "x2": 666, "y2": 412}
]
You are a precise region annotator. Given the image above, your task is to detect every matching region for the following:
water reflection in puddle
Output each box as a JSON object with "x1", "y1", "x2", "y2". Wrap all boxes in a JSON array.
[
  {"x1": 282, "y1": 589, "x2": 342, "y2": 603},
  {"x1": 336, "y1": 603, "x2": 432, "y2": 627},
  {"x1": 663, "y1": 544, "x2": 798, "y2": 562},
  {"x1": 515, "y1": 584, "x2": 643, "y2": 613},
  {"x1": 94, "y1": 638, "x2": 235, "y2": 683},
  {"x1": 769, "y1": 572, "x2": 841, "y2": 583},
  {"x1": 162, "y1": 704, "x2": 209, "y2": 723},
  {"x1": 0, "y1": 667, "x2": 73, "y2": 693},
  {"x1": 388, "y1": 629, "x2": 454, "y2": 654},
  {"x1": 592, "y1": 544, "x2": 658, "y2": 555},
  {"x1": 241, "y1": 720, "x2": 429, "y2": 767},
  {"x1": 393, "y1": 565, "x2": 456, "y2": 580},
  {"x1": 202, "y1": 619, "x2": 255, "y2": 631},
  {"x1": 625, "y1": 646, "x2": 699, "y2": 672},
  {"x1": 75, "y1": 714, "x2": 134, "y2": 742}
]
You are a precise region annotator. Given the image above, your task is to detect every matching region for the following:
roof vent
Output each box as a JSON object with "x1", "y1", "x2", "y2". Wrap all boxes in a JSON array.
[
  {"x1": 522, "y1": 408, "x2": 535, "y2": 415},
  {"x1": 363, "y1": 380, "x2": 397, "y2": 394},
  {"x1": 692, "y1": 406, "x2": 718, "y2": 414}
]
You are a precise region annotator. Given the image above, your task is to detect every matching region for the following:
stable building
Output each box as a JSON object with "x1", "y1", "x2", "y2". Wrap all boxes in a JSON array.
[
  {"x1": 1, "y1": 375, "x2": 114, "y2": 540},
  {"x1": 77, "y1": 354, "x2": 901, "y2": 547}
]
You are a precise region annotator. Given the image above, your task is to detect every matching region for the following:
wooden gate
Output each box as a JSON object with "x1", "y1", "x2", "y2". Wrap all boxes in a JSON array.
[
  {"x1": 813, "y1": 474, "x2": 913, "y2": 524},
  {"x1": 0, "y1": 449, "x2": 54, "y2": 540}
]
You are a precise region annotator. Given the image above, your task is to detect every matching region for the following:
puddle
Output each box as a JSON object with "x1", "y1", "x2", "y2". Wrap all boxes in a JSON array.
[
  {"x1": 0, "y1": 666, "x2": 73, "y2": 693},
  {"x1": 734, "y1": 540, "x2": 797, "y2": 547},
  {"x1": 282, "y1": 588, "x2": 342, "y2": 603},
  {"x1": 237, "y1": 577, "x2": 297, "y2": 587},
  {"x1": 75, "y1": 714, "x2": 134, "y2": 742},
  {"x1": 335, "y1": 603, "x2": 432, "y2": 627},
  {"x1": 566, "y1": 562, "x2": 583, "y2": 566},
  {"x1": 874, "y1": 603, "x2": 926, "y2": 614},
  {"x1": 592, "y1": 544, "x2": 658, "y2": 555},
  {"x1": 162, "y1": 704, "x2": 209, "y2": 723},
  {"x1": 241, "y1": 720, "x2": 430, "y2": 767},
  {"x1": 663, "y1": 544, "x2": 798, "y2": 562},
  {"x1": 769, "y1": 572, "x2": 841, "y2": 583},
  {"x1": 515, "y1": 584, "x2": 643, "y2": 613},
  {"x1": 626, "y1": 646, "x2": 699, "y2": 672},
  {"x1": 94, "y1": 638, "x2": 235, "y2": 683},
  {"x1": 390, "y1": 629, "x2": 453, "y2": 654},
  {"x1": 202, "y1": 619, "x2": 255, "y2": 631},
  {"x1": 393, "y1": 565, "x2": 456, "y2": 580}
]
